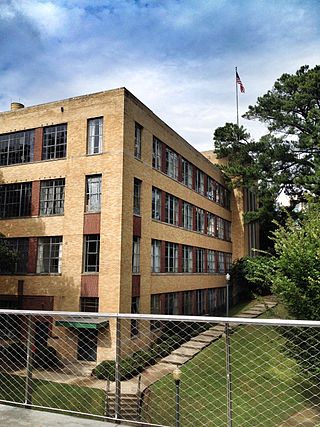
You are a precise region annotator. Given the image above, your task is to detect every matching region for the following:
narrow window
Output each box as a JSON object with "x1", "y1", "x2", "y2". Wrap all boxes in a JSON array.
[
  {"x1": 195, "y1": 208, "x2": 204, "y2": 233},
  {"x1": 86, "y1": 175, "x2": 102, "y2": 213},
  {"x1": 0, "y1": 130, "x2": 34, "y2": 166},
  {"x1": 207, "y1": 213, "x2": 215, "y2": 236},
  {"x1": 150, "y1": 294, "x2": 161, "y2": 330},
  {"x1": 217, "y1": 217, "x2": 224, "y2": 239},
  {"x1": 195, "y1": 169, "x2": 204, "y2": 195},
  {"x1": 208, "y1": 289, "x2": 216, "y2": 314},
  {"x1": 182, "y1": 245, "x2": 193, "y2": 273},
  {"x1": 152, "y1": 187, "x2": 161, "y2": 220},
  {"x1": 80, "y1": 297, "x2": 99, "y2": 312},
  {"x1": 0, "y1": 182, "x2": 32, "y2": 218},
  {"x1": 40, "y1": 179, "x2": 65, "y2": 216},
  {"x1": 181, "y1": 159, "x2": 193, "y2": 188},
  {"x1": 182, "y1": 202, "x2": 193, "y2": 230},
  {"x1": 196, "y1": 290, "x2": 206, "y2": 315},
  {"x1": 151, "y1": 239, "x2": 161, "y2": 273},
  {"x1": 182, "y1": 291, "x2": 193, "y2": 315},
  {"x1": 225, "y1": 253, "x2": 232, "y2": 273},
  {"x1": 132, "y1": 236, "x2": 140, "y2": 273},
  {"x1": 217, "y1": 252, "x2": 225, "y2": 273},
  {"x1": 166, "y1": 148, "x2": 178, "y2": 180},
  {"x1": 133, "y1": 179, "x2": 141, "y2": 215},
  {"x1": 134, "y1": 123, "x2": 142, "y2": 159},
  {"x1": 83, "y1": 235, "x2": 100, "y2": 272},
  {"x1": 165, "y1": 242, "x2": 178, "y2": 273},
  {"x1": 165, "y1": 194, "x2": 179, "y2": 225},
  {"x1": 87, "y1": 118, "x2": 103, "y2": 155},
  {"x1": 37, "y1": 237, "x2": 62, "y2": 274},
  {"x1": 131, "y1": 296, "x2": 140, "y2": 337},
  {"x1": 164, "y1": 293, "x2": 178, "y2": 315},
  {"x1": 207, "y1": 177, "x2": 216, "y2": 201},
  {"x1": 196, "y1": 248, "x2": 205, "y2": 273},
  {"x1": 42, "y1": 124, "x2": 67, "y2": 160},
  {"x1": 152, "y1": 137, "x2": 162, "y2": 170},
  {"x1": 207, "y1": 250, "x2": 216, "y2": 273}
]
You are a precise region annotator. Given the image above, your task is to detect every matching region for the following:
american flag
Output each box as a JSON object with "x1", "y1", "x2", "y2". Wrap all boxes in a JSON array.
[{"x1": 236, "y1": 71, "x2": 245, "y2": 93}]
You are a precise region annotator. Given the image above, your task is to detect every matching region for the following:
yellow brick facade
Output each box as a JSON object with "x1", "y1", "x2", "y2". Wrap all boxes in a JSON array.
[{"x1": 0, "y1": 88, "x2": 250, "y2": 362}]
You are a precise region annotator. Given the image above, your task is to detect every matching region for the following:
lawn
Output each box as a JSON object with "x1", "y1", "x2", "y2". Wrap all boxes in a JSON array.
[
  {"x1": 0, "y1": 373, "x2": 105, "y2": 416},
  {"x1": 144, "y1": 302, "x2": 318, "y2": 426}
]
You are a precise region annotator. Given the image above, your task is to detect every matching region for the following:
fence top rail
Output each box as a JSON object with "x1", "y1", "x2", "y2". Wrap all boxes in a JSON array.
[{"x1": 0, "y1": 309, "x2": 320, "y2": 327}]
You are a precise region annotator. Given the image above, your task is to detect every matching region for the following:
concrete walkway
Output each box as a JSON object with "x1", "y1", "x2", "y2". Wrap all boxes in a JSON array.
[{"x1": 0, "y1": 404, "x2": 130, "y2": 427}]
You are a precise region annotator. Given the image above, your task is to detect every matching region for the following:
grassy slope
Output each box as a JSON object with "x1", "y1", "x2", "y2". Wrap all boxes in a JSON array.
[{"x1": 145, "y1": 302, "x2": 312, "y2": 427}]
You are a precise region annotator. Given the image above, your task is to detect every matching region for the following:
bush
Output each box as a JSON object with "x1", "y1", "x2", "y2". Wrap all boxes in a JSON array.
[{"x1": 0, "y1": 342, "x2": 27, "y2": 369}]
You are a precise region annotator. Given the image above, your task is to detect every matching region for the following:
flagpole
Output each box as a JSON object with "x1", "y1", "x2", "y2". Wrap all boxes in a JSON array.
[{"x1": 235, "y1": 66, "x2": 239, "y2": 127}]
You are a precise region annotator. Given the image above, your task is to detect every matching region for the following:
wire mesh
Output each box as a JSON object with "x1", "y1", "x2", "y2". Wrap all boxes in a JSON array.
[{"x1": 0, "y1": 310, "x2": 319, "y2": 426}]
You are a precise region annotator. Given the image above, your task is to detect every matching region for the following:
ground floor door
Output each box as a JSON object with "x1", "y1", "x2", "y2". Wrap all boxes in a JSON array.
[{"x1": 77, "y1": 330, "x2": 97, "y2": 361}]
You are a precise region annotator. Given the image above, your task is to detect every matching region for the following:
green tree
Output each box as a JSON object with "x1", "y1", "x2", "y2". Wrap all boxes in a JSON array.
[
  {"x1": 0, "y1": 235, "x2": 18, "y2": 273},
  {"x1": 214, "y1": 65, "x2": 320, "y2": 213},
  {"x1": 245, "y1": 202, "x2": 320, "y2": 374}
]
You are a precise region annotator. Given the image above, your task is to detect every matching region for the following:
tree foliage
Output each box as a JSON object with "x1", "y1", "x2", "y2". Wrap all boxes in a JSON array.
[
  {"x1": 0, "y1": 235, "x2": 18, "y2": 273},
  {"x1": 245, "y1": 202, "x2": 320, "y2": 374},
  {"x1": 214, "y1": 65, "x2": 320, "y2": 211}
]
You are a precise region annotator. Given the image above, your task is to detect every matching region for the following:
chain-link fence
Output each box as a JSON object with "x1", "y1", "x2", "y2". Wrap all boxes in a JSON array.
[{"x1": 0, "y1": 309, "x2": 320, "y2": 426}]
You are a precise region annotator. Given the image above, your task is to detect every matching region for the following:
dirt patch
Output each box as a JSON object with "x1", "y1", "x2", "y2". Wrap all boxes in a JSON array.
[{"x1": 279, "y1": 407, "x2": 320, "y2": 427}]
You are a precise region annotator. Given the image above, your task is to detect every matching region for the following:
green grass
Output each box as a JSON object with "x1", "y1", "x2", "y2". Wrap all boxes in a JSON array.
[
  {"x1": 145, "y1": 301, "x2": 317, "y2": 426},
  {"x1": 0, "y1": 374, "x2": 105, "y2": 416}
]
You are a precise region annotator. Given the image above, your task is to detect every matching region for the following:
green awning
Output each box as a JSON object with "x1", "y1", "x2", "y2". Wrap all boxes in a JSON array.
[{"x1": 56, "y1": 317, "x2": 108, "y2": 330}]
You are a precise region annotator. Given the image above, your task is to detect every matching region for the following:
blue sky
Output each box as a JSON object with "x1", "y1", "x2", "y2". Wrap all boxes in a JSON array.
[{"x1": 1, "y1": 0, "x2": 319, "y2": 151}]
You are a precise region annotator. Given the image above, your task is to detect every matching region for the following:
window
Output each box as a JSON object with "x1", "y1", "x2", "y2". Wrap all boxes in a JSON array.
[
  {"x1": 0, "y1": 238, "x2": 29, "y2": 274},
  {"x1": 207, "y1": 177, "x2": 216, "y2": 201},
  {"x1": 207, "y1": 250, "x2": 216, "y2": 273},
  {"x1": 151, "y1": 239, "x2": 161, "y2": 273},
  {"x1": 152, "y1": 137, "x2": 162, "y2": 170},
  {"x1": 208, "y1": 288, "x2": 217, "y2": 314},
  {"x1": 133, "y1": 178, "x2": 141, "y2": 215},
  {"x1": 87, "y1": 118, "x2": 103, "y2": 155},
  {"x1": 207, "y1": 213, "x2": 215, "y2": 236},
  {"x1": 225, "y1": 221, "x2": 231, "y2": 241},
  {"x1": 195, "y1": 208, "x2": 204, "y2": 233},
  {"x1": 181, "y1": 159, "x2": 193, "y2": 188},
  {"x1": 182, "y1": 245, "x2": 193, "y2": 273},
  {"x1": 165, "y1": 242, "x2": 178, "y2": 273},
  {"x1": 195, "y1": 169, "x2": 204, "y2": 195},
  {"x1": 40, "y1": 179, "x2": 65, "y2": 216},
  {"x1": 37, "y1": 237, "x2": 62, "y2": 274},
  {"x1": 166, "y1": 148, "x2": 178, "y2": 180},
  {"x1": 42, "y1": 124, "x2": 67, "y2": 160},
  {"x1": 217, "y1": 217, "x2": 225, "y2": 239},
  {"x1": 86, "y1": 175, "x2": 102, "y2": 213},
  {"x1": 225, "y1": 253, "x2": 232, "y2": 273},
  {"x1": 225, "y1": 189, "x2": 231, "y2": 210},
  {"x1": 131, "y1": 296, "x2": 140, "y2": 337},
  {"x1": 83, "y1": 235, "x2": 100, "y2": 272},
  {"x1": 182, "y1": 202, "x2": 193, "y2": 230},
  {"x1": 80, "y1": 297, "x2": 99, "y2": 312},
  {"x1": 196, "y1": 248, "x2": 205, "y2": 273},
  {"x1": 0, "y1": 182, "x2": 32, "y2": 218},
  {"x1": 134, "y1": 123, "x2": 142, "y2": 159},
  {"x1": 183, "y1": 291, "x2": 193, "y2": 315},
  {"x1": 0, "y1": 130, "x2": 34, "y2": 166},
  {"x1": 165, "y1": 194, "x2": 179, "y2": 225},
  {"x1": 132, "y1": 236, "x2": 140, "y2": 273},
  {"x1": 164, "y1": 293, "x2": 178, "y2": 315},
  {"x1": 152, "y1": 187, "x2": 161, "y2": 220},
  {"x1": 151, "y1": 294, "x2": 161, "y2": 330},
  {"x1": 196, "y1": 290, "x2": 206, "y2": 315},
  {"x1": 217, "y1": 252, "x2": 225, "y2": 273}
]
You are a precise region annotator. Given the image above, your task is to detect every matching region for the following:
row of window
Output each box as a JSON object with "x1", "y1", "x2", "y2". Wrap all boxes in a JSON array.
[
  {"x1": 152, "y1": 187, "x2": 231, "y2": 240},
  {"x1": 150, "y1": 287, "x2": 226, "y2": 318},
  {"x1": 150, "y1": 240, "x2": 232, "y2": 274},
  {"x1": 0, "y1": 235, "x2": 99, "y2": 274},
  {"x1": 151, "y1": 135, "x2": 231, "y2": 209},
  {"x1": 0, "y1": 118, "x2": 103, "y2": 166},
  {"x1": 0, "y1": 175, "x2": 102, "y2": 219}
]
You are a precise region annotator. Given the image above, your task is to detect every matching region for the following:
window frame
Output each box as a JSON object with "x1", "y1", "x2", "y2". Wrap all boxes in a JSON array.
[
  {"x1": 152, "y1": 137, "x2": 162, "y2": 170},
  {"x1": 151, "y1": 239, "x2": 161, "y2": 273},
  {"x1": 37, "y1": 236, "x2": 63, "y2": 274},
  {"x1": 85, "y1": 175, "x2": 102, "y2": 213},
  {"x1": 133, "y1": 178, "x2": 141, "y2": 216},
  {"x1": 165, "y1": 194, "x2": 179, "y2": 226},
  {"x1": 87, "y1": 117, "x2": 103, "y2": 155},
  {"x1": 132, "y1": 236, "x2": 140, "y2": 274},
  {"x1": 165, "y1": 242, "x2": 178, "y2": 273},
  {"x1": 134, "y1": 123, "x2": 142, "y2": 159},
  {"x1": 182, "y1": 245, "x2": 193, "y2": 273},
  {"x1": 42, "y1": 124, "x2": 67, "y2": 160},
  {"x1": 0, "y1": 182, "x2": 32, "y2": 219},
  {"x1": 182, "y1": 202, "x2": 193, "y2": 230},
  {"x1": 40, "y1": 179, "x2": 65, "y2": 216},
  {"x1": 152, "y1": 187, "x2": 162, "y2": 220},
  {"x1": 83, "y1": 234, "x2": 100, "y2": 273},
  {"x1": 0, "y1": 129, "x2": 35, "y2": 166}
]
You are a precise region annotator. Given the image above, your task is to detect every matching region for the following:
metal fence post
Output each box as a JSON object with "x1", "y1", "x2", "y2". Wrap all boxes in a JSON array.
[
  {"x1": 25, "y1": 316, "x2": 34, "y2": 407},
  {"x1": 225, "y1": 322, "x2": 233, "y2": 427},
  {"x1": 115, "y1": 316, "x2": 121, "y2": 422}
]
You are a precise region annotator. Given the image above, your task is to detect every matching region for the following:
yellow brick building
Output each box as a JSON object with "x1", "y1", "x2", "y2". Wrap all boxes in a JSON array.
[{"x1": 0, "y1": 88, "x2": 254, "y2": 362}]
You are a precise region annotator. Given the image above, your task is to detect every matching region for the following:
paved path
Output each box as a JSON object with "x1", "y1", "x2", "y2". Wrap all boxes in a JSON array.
[{"x1": 0, "y1": 404, "x2": 130, "y2": 427}]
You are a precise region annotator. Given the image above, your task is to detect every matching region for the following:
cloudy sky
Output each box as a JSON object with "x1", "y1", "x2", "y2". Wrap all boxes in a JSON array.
[{"x1": 1, "y1": 0, "x2": 319, "y2": 151}]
